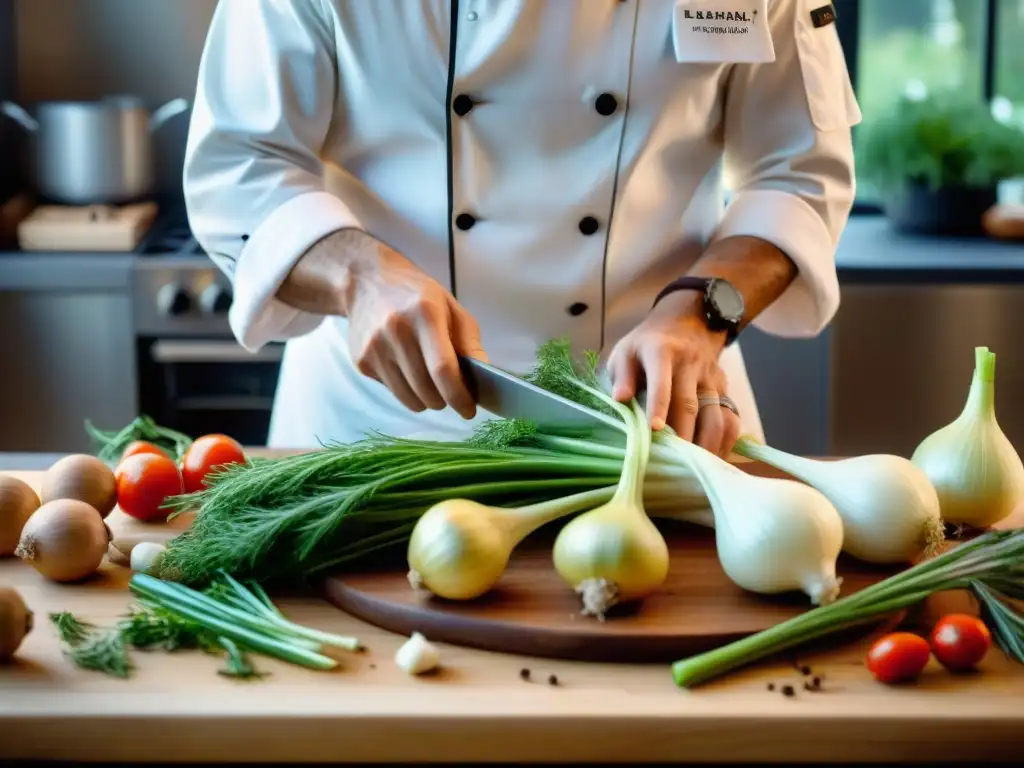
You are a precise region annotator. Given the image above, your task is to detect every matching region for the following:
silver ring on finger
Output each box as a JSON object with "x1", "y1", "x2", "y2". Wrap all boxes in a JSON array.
[
  {"x1": 697, "y1": 394, "x2": 721, "y2": 409},
  {"x1": 718, "y1": 394, "x2": 739, "y2": 416}
]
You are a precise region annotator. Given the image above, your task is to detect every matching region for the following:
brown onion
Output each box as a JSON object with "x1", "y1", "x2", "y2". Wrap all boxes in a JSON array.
[
  {"x1": 0, "y1": 586, "x2": 33, "y2": 662},
  {"x1": 40, "y1": 454, "x2": 117, "y2": 518},
  {"x1": 15, "y1": 499, "x2": 110, "y2": 582},
  {"x1": 0, "y1": 475, "x2": 40, "y2": 556}
]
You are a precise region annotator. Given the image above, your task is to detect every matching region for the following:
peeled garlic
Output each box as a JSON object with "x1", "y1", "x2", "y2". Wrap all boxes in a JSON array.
[
  {"x1": 130, "y1": 542, "x2": 166, "y2": 574},
  {"x1": 394, "y1": 631, "x2": 440, "y2": 675},
  {"x1": 911, "y1": 347, "x2": 1024, "y2": 528}
]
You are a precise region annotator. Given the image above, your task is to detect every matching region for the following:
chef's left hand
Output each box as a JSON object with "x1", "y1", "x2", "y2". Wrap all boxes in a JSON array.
[{"x1": 607, "y1": 292, "x2": 741, "y2": 458}]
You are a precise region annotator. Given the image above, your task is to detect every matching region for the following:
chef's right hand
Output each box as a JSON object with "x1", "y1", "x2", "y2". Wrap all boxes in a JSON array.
[{"x1": 343, "y1": 234, "x2": 486, "y2": 419}]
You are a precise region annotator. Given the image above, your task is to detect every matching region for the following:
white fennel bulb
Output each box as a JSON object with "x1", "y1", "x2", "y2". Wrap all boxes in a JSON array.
[
  {"x1": 552, "y1": 399, "x2": 669, "y2": 620},
  {"x1": 733, "y1": 439, "x2": 944, "y2": 564},
  {"x1": 657, "y1": 433, "x2": 845, "y2": 605},
  {"x1": 911, "y1": 346, "x2": 1024, "y2": 529}
]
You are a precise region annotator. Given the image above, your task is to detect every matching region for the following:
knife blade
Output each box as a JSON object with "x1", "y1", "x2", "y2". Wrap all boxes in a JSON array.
[{"x1": 458, "y1": 355, "x2": 622, "y2": 440}]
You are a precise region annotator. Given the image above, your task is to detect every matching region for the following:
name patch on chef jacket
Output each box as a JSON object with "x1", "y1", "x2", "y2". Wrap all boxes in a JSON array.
[{"x1": 672, "y1": 0, "x2": 775, "y2": 63}]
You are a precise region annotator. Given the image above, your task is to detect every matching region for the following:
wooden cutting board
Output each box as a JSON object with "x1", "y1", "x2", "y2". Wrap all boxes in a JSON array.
[
  {"x1": 17, "y1": 202, "x2": 158, "y2": 251},
  {"x1": 322, "y1": 462, "x2": 903, "y2": 663},
  {"x1": 322, "y1": 525, "x2": 901, "y2": 663}
]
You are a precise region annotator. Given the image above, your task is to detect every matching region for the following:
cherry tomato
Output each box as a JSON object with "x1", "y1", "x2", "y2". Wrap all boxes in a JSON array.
[
  {"x1": 866, "y1": 632, "x2": 931, "y2": 684},
  {"x1": 115, "y1": 453, "x2": 183, "y2": 522},
  {"x1": 120, "y1": 440, "x2": 167, "y2": 462},
  {"x1": 930, "y1": 614, "x2": 991, "y2": 672},
  {"x1": 181, "y1": 434, "x2": 246, "y2": 493}
]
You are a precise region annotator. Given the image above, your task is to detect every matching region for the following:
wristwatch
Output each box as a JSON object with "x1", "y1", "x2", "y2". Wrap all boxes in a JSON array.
[{"x1": 652, "y1": 276, "x2": 745, "y2": 346}]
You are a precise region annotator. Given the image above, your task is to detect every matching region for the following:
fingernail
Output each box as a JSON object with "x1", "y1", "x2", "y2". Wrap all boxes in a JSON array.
[{"x1": 651, "y1": 417, "x2": 665, "y2": 430}]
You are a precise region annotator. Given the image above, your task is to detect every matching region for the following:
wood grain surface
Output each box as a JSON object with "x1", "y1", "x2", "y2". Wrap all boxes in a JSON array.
[
  {"x1": 323, "y1": 522, "x2": 901, "y2": 663},
  {"x1": 2, "y1": 464, "x2": 1024, "y2": 764}
]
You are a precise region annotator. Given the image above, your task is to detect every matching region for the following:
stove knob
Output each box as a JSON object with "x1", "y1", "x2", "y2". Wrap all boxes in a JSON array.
[
  {"x1": 200, "y1": 284, "x2": 233, "y2": 315},
  {"x1": 156, "y1": 283, "x2": 192, "y2": 316}
]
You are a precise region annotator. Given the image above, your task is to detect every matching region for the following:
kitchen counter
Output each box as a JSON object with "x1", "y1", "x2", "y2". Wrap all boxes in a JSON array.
[
  {"x1": 834, "y1": 216, "x2": 1024, "y2": 283},
  {"x1": 2, "y1": 460, "x2": 1023, "y2": 764}
]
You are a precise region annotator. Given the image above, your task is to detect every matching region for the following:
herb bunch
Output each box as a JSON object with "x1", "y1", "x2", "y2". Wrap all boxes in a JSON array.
[{"x1": 50, "y1": 572, "x2": 360, "y2": 679}]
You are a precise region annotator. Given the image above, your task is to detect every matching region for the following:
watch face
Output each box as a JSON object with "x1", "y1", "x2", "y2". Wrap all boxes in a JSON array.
[{"x1": 709, "y1": 279, "x2": 744, "y2": 322}]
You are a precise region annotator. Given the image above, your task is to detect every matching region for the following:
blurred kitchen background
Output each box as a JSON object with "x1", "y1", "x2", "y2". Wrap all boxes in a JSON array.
[{"x1": 1, "y1": 0, "x2": 1023, "y2": 457}]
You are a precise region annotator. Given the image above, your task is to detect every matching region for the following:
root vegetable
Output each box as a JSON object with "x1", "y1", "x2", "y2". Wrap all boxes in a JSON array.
[
  {"x1": 732, "y1": 439, "x2": 944, "y2": 564},
  {"x1": 0, "y1": 475, "x2": 40, "y2": 556},
  {"x1": 15, "y1": 499, "x2": 110, "y2": 582},
  {"x1": 658, "y1": 433, "x2": 845, "y2": 606},
  {"x1": 0, "y1": 586, "x2": 33, "y2": 662},
  {"x1": 407, "y1": 487, "x2": 613, "y2": 601},
  {"x1": 41, "y1": 454, "x2": 117, "y2": 518},
  {"x1": 911, "y1": 347, "x2": 1024, "y2": 528}
]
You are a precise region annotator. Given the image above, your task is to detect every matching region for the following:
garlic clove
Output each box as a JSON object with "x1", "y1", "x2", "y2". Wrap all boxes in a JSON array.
[
  {"x1": 394, "y1": 631, "x2": 440, "y2": 675},
  {"x1": 130, "y1": 542, "x2": 166, "y2": 574}
]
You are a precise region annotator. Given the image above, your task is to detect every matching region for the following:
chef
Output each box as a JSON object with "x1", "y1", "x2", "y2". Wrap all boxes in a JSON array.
[{"x1": 183, "y1": 0, "x2": 859, "y2": 457}]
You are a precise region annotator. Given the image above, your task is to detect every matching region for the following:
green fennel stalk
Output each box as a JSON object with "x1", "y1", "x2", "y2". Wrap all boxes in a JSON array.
[{"x1": 671, "y1": 528, "x2": 1024, "y2": 687}]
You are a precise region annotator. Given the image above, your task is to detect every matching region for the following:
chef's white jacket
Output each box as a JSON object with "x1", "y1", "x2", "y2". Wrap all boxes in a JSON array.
[{"x1": 183, "y1": 0, "x2": 860, "y2": 448}]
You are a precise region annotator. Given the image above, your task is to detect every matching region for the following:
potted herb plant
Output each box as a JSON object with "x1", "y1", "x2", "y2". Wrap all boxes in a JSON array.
[{"x1": 858, "y1": 94, "x2": 1024, "y2": 236}]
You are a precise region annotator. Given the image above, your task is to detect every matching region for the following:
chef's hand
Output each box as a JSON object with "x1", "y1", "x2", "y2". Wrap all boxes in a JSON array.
[
  {"x1": 606, "y1": 292, "x2": 740, "y2": 458},
  {"x1": 343, "y1": 235, "x2": 486, "y2": 419}
]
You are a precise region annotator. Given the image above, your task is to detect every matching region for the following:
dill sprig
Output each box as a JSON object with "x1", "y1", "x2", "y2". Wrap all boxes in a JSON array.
[
  {"x1": 158, "y1": 436, "x2": 627, "y2": 585},
  {"x1": 49, "y1": 611, "x2": 95, "y2": 645},
  {"x1": 67, "y1": 628, "x2": 133, "y2": 678},
  {"x1": 524, "y1": 338, "x2": 620, "y2": 418}
]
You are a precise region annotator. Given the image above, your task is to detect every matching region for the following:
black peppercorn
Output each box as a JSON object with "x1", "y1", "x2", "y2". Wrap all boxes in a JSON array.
[
  {"x1": 781, "y1": 685, "x2": 795, "y2": 697},
  {"x1": 548, "y1": 674, "x2": 559, "y2": 686},
  {"x1": 520, "y1": 668, "x2": 531, "y2": 681}
]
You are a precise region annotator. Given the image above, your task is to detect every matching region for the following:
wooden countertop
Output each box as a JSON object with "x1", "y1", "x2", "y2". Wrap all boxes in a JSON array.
[{"x1": 1, "y1": 466, "x2": 1023, "y2": 764}]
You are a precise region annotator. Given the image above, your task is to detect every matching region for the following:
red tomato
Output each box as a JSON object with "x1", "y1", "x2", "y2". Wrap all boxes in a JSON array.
[
  {"x1": 121, "y1": 440, "x2": 167, "y2": 462},
  {"x1": 930, "y1": 614, "x2": 991, "y2": 672},
  {"x1": 181, "y1": 434, "x2": 246, "y2": 493},
  {"x1": 115, "y1": 453, "x2": 183, "y2": 522},
  {"x1": 866, "y1": 632, "x2": 931, "y2": 684}
]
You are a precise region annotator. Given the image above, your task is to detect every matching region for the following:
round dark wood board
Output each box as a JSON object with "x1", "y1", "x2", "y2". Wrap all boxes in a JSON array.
[{"x1": 321, "y1": 518, "x2": 903, "y2": 663}]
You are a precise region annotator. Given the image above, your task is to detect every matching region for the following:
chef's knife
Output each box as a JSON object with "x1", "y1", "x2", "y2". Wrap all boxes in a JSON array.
[{"x1": 458, "y1": 355, "x2": 622, "y2": 441}]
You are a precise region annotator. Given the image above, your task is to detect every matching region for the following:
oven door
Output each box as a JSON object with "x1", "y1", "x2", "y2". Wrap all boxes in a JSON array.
[{"x1": 137, "y1": 338, "x2": 283, "y2": 446}]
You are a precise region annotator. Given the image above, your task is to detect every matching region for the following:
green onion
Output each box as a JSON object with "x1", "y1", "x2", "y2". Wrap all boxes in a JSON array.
[
  {"x1": 671, "y1": 529, "x2": 1024, "y2": 688},
  {"x1": 129, "y1": 574, "x2": 345, "y2": 669}
]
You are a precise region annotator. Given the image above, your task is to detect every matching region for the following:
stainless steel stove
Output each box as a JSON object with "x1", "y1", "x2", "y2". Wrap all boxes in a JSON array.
[
  {"x1": 133, "y1": 216, "x2": 235, "y2": 338},
  {"x1": 131, "y1": 211, "x2": 282, "y2": 445}
]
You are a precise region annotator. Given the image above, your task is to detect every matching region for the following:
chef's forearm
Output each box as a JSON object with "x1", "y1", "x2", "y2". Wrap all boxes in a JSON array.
[
  {"x1": 275, "y1": 228, "x2": 378, "y2": 317},
  {"x1": 687, "y1": 235, "x2": 797, "y2": 329}
]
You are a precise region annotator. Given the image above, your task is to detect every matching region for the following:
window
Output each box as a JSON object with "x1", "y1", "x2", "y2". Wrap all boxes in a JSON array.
[{"x1": 835, "y1": 0, "x2": 1024, "y2": 209}]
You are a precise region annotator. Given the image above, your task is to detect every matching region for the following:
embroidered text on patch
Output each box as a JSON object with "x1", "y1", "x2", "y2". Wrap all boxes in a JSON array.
[{"x1": 682, "y1": 10, "x2": 755, "y2": 22}]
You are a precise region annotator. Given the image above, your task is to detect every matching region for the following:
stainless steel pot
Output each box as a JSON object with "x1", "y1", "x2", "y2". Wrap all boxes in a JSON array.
[{"x1": 0, "y1": 96, "x2": 189, "y2": 205}]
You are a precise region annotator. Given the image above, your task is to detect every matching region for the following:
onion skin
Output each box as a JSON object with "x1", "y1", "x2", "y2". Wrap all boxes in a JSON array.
[
  {"x1": 41, "y1": 454, "x2": 118, "y2": 519},
  {"x1": 407, "y1": 501, "x2": 512, "y2": 601},
  {"x1": 14, "y1": 499, "x2": 110, "y2": 582},
  {"x1": 0, "y1": 586, "x2": 33, "y2": 662},
  {"x1": 0, "y1": 476, "x2": 41, "y2": 556}
]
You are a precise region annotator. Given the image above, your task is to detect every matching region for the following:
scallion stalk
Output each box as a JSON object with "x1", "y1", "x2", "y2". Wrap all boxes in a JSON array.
[
  {"x1": 129, "y1": 574, "x2": 341, "y2": 669},
  {"x1": 671, "y1": 529, "x2": 1024, "y2": 688}
]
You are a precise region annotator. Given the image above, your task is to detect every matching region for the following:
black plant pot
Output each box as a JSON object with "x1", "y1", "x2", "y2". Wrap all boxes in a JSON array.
[{"x1": 884, "y1": 182, "x2": 998, "y2": 237}]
